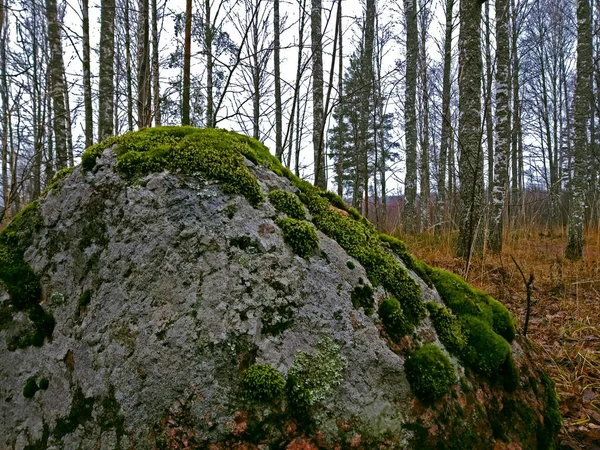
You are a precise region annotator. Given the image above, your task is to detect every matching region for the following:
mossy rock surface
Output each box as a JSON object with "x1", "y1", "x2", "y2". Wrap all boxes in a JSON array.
[{"x1": 0, "y1": 127, "x2": 559, "y2": 449}]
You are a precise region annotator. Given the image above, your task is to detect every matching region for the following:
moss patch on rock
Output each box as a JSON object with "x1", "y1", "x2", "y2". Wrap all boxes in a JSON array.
[
  {"x1": 242, "y1": 364, "x2": 285, "y2": 403},
  {"x1": 428, "y1": 267, "x2": 515, "y2": 343},
  {"x1": 81, "y1": 127, "x2": 266, "y2": 206},
  {"x1": 276, "y1": 218, "x2": 319, "y2": 258},
  {"x1": 426, "y1": 302, "x2": 467, "y2": 355},
  {"x1": 350, "y1": 284, "x2": 375, "y2": 315},
  {"x1": 268, "y1": 189, "x2": 306, "y2": 220},
  {"x1": 0, "y1": 202, "x2": 54, "y2": 348},
  {"x1": 405, "y1": 344, "x2": 456, "y2": 405},
  {"x1": 290, "y1": 187, "x2": 424, "y2": 330},
  {"x1": 378, "y1": 297, "x2": 411, "y2": 340}
]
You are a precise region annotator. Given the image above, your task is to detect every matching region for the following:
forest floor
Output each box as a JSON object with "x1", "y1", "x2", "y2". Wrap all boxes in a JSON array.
[{"x1": 398, "y1": 228, "x2": 600, "y2": 449}]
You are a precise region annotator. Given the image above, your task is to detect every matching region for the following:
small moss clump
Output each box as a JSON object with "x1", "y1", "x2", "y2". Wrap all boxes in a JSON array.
[
  {"x1": 42, "y1": 166, "x2": 75, "y2": 196},
  {"x1": 81, "y1": 127, "x2": 266, "y2": 207},
  {"x1": 38, "y1": 378, "x2": 50, "y2": 390},
  {"x1": 378, "y1": 297, "x2": 412, "y2": 340},
  {"x1": 538, "y1": 375, "x2": 562, "y2": 449},
  {"x1": 268, "y1": 189, "x2": 306, "y2": 220},
  {"x1": 405, "y1": 344, "x2": 456, "y2": 405},
  {"x1": 242, "y1": 364, "x2": 285, "y2": 403},
  {"x1": 286, "y1": 337, "x2": 347, "y2": 414},
  {"x1": 346, "y1": 261, "x2": 355, "y2": 270},
  {"x1": 428, "y1": 267, "x2": 515, "y2": 343},
  {"x1": 23, "y1": 377, "x2": 39, "y2": 398},
  {"x1": 426, "y1": 302, "x2": 467, "y2": 355},
  {"x1": 460, "y1": 315, "x2": 511, "y2": 377},
  {"x1": 79, "y1": 290, "x2": 91, "y2": 307},
  {"x1": 351, "y1": 285, "x2": 375, "y2": 315},
  {"x1": 276, "y1": 218, "x2": 319, "y2": 258}
]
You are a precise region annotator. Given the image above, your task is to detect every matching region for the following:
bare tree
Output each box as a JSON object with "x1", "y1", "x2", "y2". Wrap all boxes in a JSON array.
[
  {"x1": 404, "y1": 0, "x2": 418, "y2": 232},
  {"x1": 488, "y1": 0, "x2": 511, "y2": 253},
  {"x1": 98, "y1": 0, "x2": 116, "y2": 140},
  {"x1": 46, "y1": 0, "x2": 68, "y2": 168},
  {"x1": 182, "y1": 0, "x2": 192, "y2": 126},
  {"x1": 311, "y1": 0, "x2": 326, "y2": 188},
  {"x1": 566, "y1": 0, "x2": 592, "y2": 260},
  {"x1": 456, "y1": 0, "x2": 486, "y2": 259}
]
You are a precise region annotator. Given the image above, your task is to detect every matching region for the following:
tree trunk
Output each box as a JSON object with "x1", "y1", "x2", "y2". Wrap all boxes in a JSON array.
[
  {"x1": 437, "y1": 0, "x2": 453, "y2": 233},
  {"x1": 62, "y1": 68, "x2": 74, "y2": 166},
  {"x1": 205, "y1": 0, "x2": 214, "y2": 127},
  {"x1": 419, "y1": 0, "x2": 430, "y2": 231},
  {"x1": 82, "y1": 0, "x2": 93, "y2": 147},
  {"x1": 182, "y1": 0, "x2": 192, "y2": 126},
  {"x1": 124, "y1": 0, "x2": 133, "y2": 131},
  {"x1": 98, "y1": 0, "x2": 116, "y2": 140},
  {"x1": 484, "y1": 1, "x2": 493, "y2": 199},
  {"x1": 336, "y1": 0, "x2": 343, "y2": 198},
  {"x1": 46, "y1": 0, "x2": 68, "y2": 168},
  {"x1": 456, "y1": 0, "x2": 485, "y2": 258},
  {"x1": 361, "y1": 0, "x2": 375, "y2": 216},
  {"x1": 0, "y1": 0, "x2": 9, "y2": 217},
  {"x1": 488, "y1": 0, "x2": 511, "y2": 253},
  {"x1": 566, "y1": 0, "x2": 592, "y2": 260},
  {"x1": 311, "y1": 0, "x2": 326, "y2": 188},
  {"x1": 274, "y1": 0, "x2": 283, "y2": 159},
  {"x1": 404, "y1": 0, "x2": 418, "y2": 232},
  {"x1": 137, "y1": 0, "x2": 151, "y2": 128},
  {"x1": 152, "y1": 0, "x2": 161, "y2": 126}
]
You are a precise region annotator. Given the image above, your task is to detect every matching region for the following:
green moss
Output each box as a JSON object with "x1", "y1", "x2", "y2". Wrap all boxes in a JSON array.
[
  {"x1": 348, "y1": 207, "x2": 362, "y2": 220},
  {"x1": 318, "y1": 191, "x2": 348, "y2": 211},
  {"x1": 405, "y1": 344, "x2": 456, "y2": 405},
  {"x1": 378, "y1": 297, "x2": 412, "y2": 340},
  {"x1": 81, "y1": 127, "x2": 265, "y2": 206},
  {"x1": 276, "y1": 218, "x2": 319, "y2": 258},
  {"x1": 242, "y1": 364, "x2": 285, "y2": 403},
  {"x1": 460, "y1": 315, "x2": 511, "y2": 377},
  {"x1": 42, "y1": 166, "x2": 75, "y2": 196},
  {"x1": 379, "y1": 234, "x2": 433, "y2": 287},
  {"x1": 351, "y1": 285, "x2": 375, "y2": 315},
  {"x1": 346, "y1": 261, "x2": 355, "y2": 270},
  {"x1": 0, "y1": 202, "x2": 54, "y2": 348},
  {"x1": 268, "y1": 189, "x2": 306, "y2": 220},
  {"x1": 53, "y1": 387, "x2": 95, "y2": 439},
  {"x1": 500, "y1": 354, "x2": 519, "y2": 392},
  {"x1": 293, "y1": 189, "x2": 424, "y2": 328},
  {"x1": 23, "y1": 377, "x2": 39, "y2": 398},
  {"x1": 426, "y1": 302, "x2": 467, "y2": 355},
  {"x1": 38, "y1": 378, "x2": 49, "y2": 390},
  {"x1": 428, "y1": 268, "x2": 515, "y2": 343},
  {"x1": 286, "y1": 337, "x2": 347, "y2": 415},
  {"x1": 538, "y1": 375, "x2": 562, "y2": 449},
  {"x1": 79, "y1": 289, "x2": 91, "y2": 307}
]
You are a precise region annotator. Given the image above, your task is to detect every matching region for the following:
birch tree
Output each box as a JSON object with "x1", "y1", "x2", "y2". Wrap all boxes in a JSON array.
[
  {"x1": 456, "y1": 0, "x2": 485, "y2": 258},
  {"x1": 488, "y1": 0, "x2": 511, "y2": 253},
  {"x1": 565, "y1": 0, "x2": 592, "y2": 260}
]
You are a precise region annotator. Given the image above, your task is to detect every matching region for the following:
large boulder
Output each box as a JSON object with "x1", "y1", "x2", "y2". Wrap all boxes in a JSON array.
[{"x1": 0, "y1": 127, "x2": 560, "y2": 449}]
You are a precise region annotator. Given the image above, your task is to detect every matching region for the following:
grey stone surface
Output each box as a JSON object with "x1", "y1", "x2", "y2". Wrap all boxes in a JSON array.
[{"x1": 0, "y1": 150, "x2": 447, "y2": 449}]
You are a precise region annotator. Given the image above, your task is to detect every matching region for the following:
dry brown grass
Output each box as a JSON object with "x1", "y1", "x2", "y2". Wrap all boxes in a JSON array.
[{"x1": 396, "y1": 227, "x2": 600, "y2": 449}]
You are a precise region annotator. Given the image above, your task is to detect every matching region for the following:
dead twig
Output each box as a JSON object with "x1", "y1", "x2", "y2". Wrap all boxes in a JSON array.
[{"x1": 511, "y1": 255, "x2": 535, "y2": 337}]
